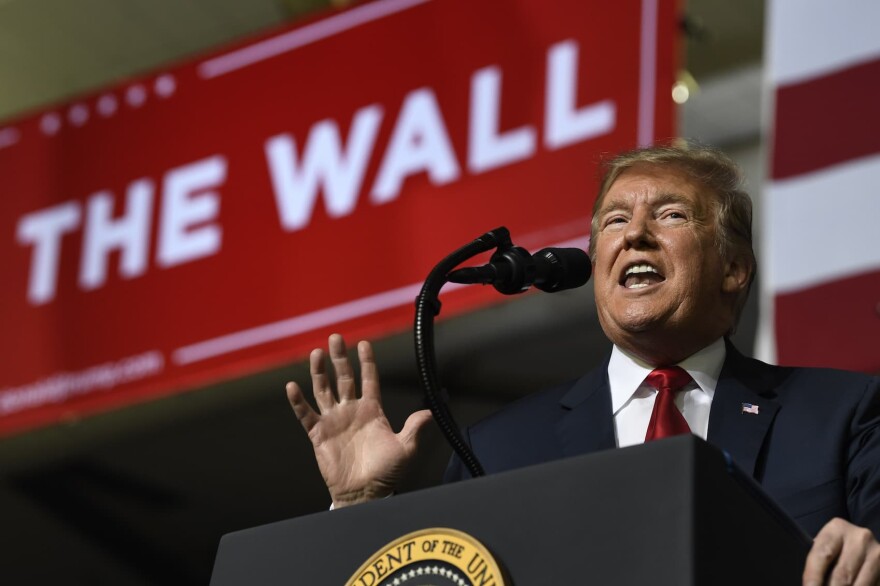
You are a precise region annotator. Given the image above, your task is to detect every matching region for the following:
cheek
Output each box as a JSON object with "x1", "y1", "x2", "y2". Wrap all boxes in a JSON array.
[
  {"x1": 677, "y1": 232, "x2": 714, "y2": 268},
  {"x1": 593, "y1": 256, "x2": 616, "y2": 287},
  {"x1": 595, "y1": 236, "x2": 623, "y2": 272},
  {"x1": 667, "y1": 239, "x2": 713, "y2": 301}
]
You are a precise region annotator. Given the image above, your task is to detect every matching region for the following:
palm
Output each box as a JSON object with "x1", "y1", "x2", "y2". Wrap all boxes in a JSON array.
[
  {"x1": 287, "y1": 335, "x2": 432, "y2": 507},
  {"x1": 310, "y1": 398, "x2": 413, "y2": 502}
]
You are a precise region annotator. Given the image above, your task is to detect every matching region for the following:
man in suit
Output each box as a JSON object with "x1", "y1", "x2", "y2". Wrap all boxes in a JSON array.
[{"x1": 287, "y1": 144, "x2": 880, "y2": 585}]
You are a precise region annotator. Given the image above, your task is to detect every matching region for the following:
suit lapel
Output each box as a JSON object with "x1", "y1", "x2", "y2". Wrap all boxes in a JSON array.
[
  {"x1": 707, "y1": 341, "x2": 781, "y2": 478},
  {"x1": 551, "y1": 343, "x2": 781, "y2": 475},
  {"x1": 556, "y1": 359, "x2": 616, "y2": 458}
]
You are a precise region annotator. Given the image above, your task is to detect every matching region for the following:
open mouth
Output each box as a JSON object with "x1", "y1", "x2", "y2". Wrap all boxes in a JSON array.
[{"x1": 620, "y1": 263, "x2": 665, "y2": 289}]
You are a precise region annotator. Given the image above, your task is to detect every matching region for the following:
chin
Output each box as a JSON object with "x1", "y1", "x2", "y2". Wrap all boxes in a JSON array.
[
  {"x1": 617, "y1": 308, "x2": 671, "y2": 333},
  {"x1": 601, "y1": 320, "x2": 666, "y2": 346}
]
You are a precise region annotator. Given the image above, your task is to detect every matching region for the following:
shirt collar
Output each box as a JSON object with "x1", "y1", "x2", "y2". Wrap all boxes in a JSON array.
[{"x1": 608, "y1": 337, "x2": 726, "y2": 414}]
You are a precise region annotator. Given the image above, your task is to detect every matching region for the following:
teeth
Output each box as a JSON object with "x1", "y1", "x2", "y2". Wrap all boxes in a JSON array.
[
  {"x1": 625, "y1": 264, "x2": 658, "y2": 276},
  {"x1": 628, "y1": 283, "x2": 649, "y2": 289}
]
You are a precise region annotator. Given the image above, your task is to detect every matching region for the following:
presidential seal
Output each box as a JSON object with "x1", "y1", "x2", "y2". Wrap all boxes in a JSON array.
[{"x1": 345, "y1": 528, "x2": 506, "y2": 586}]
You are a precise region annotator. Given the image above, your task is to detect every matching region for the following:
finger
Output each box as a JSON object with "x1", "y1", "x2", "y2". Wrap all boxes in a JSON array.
[
  {"x1": 829, "y1": 526, "x2": 872, "y2": 586},
  {"x1": 398, "y1": 409, "x2": 434, "y2": 451},
  {"x1": 853, "y1": 543, "x2": 880, "y2": 586},
  {"x1": 358, "y1": 340, "x2": 381, "y2": 401},
  {"x1": 328, "y1": 334, "x2": 357, "y2": 401},
  {"x1": 805, "y1": 520, "x2": 845, "y2": 586},
  {"x1": 286, "y1": 381, "x2": 320, "y2": 431},
  {"x1": 310, "y1": 347, "x2": 336, "y2": 412}
]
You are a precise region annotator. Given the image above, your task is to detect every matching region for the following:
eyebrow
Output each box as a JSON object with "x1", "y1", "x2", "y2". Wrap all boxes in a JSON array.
[{"x1": 597, "y1": 191, "x2": 694, "y2": 218}]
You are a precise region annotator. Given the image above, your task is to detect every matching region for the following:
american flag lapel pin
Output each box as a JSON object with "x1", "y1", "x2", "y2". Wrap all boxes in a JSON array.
[{"x1": 741, "y1": 403, "x2": 760, "y2": 415}]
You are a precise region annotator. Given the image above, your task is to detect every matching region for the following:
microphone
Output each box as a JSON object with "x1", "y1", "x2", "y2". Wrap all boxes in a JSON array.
[{"x1": 447, "y1": 246, "x2": 591, "y2": 295}]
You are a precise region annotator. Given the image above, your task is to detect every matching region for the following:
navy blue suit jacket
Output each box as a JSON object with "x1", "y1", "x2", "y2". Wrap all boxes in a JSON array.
[{"x1": 444, "y1": 341, "x2": 880, "y2": 537}]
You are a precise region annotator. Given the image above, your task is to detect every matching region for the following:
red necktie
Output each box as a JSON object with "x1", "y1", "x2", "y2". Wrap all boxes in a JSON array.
[{"x1": 644, "y1": 366, "x2": 692, "y2": 441}]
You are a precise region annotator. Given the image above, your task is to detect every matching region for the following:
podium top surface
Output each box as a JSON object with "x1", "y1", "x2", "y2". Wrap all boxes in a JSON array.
[{"x1": 211, "y1": 436, "x2": 810, "y2": 586}]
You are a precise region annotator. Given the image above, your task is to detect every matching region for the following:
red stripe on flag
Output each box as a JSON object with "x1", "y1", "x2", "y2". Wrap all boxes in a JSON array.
[
  {"x1": 772, "y1": 57, "x2": 880, "y2": 180},
  {"x1": 774, "y1": 270, "x2": 880, "y2": 373}
]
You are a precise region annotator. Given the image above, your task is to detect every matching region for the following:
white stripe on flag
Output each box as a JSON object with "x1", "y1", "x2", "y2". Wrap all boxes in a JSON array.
[
  {"x1": 768, "y1": 0, "x2": 880, "y2": 86},
  {"x1": 764, "y1": 153, "x2": 880, "y2": 294}
]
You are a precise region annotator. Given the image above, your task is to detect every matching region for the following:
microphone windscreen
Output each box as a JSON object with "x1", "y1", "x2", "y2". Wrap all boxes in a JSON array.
[{"x1": 534, "y1": 247, "x2": 592, "y2": 292}]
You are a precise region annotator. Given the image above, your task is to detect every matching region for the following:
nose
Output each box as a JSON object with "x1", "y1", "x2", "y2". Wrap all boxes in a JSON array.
[{"x1": 623, "y1": 210, "x2": 656, "y2": 249}]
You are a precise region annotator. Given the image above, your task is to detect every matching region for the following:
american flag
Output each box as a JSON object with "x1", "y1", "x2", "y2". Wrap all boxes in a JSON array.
[
  {"x1": 742, "y1": 403, "x2": 760, "y2": 415},
  {"x1": 757, "y1": 0, "x2": 880, "y2": 374}
]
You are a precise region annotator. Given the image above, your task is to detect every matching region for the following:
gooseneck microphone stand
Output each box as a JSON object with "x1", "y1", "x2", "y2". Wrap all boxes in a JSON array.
[
  {"x1": 413, "y1": 228, "x2": 510, "y2": 479},
  {"x1": 414, "y1": 226, "x2": 591, "y2": 479}
]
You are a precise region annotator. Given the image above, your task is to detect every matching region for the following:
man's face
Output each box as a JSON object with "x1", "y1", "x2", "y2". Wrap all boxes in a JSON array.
[{"x1": 591, "y1": 163, "x2": 741, "y2": 361}]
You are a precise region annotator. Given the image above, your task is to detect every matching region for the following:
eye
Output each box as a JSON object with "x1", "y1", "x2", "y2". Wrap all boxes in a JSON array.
[
  {"x1": 661, "y1": 210, "x2": 687, "y2": 221},
  {"x1": 603, "y1": 215, "x2": 627, "y2": 228}
]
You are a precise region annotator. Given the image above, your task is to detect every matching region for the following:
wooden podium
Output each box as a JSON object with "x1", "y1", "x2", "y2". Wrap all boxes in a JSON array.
[{"x1": 210, "y1": 435, "x2": 811, "y2": 585}]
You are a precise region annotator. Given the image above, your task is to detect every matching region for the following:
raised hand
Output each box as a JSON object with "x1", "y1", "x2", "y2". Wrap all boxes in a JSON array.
[{"x1": 286, "y1": 334, "x2": 433, "y2": 508}]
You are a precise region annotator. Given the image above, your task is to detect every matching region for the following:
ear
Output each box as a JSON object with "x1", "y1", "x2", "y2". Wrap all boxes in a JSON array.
[{"x1": 721, "y1": 254, "x2": 752, "y2": 295}]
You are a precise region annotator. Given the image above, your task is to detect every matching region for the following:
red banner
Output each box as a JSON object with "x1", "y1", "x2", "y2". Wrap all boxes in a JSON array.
[{"x1": 0, "y1": 0, "x2": 677, "y2": 435}]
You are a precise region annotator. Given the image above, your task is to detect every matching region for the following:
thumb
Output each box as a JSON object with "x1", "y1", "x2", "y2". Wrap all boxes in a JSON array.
[{"x1": 398, "y1": 409, "x2": 433, "y2": 449}]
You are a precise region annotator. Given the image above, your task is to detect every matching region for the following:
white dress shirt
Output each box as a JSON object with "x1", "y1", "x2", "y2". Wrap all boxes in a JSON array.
[{"x1": 608, "y1": 338, "x2": 726, "y2": 448}]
